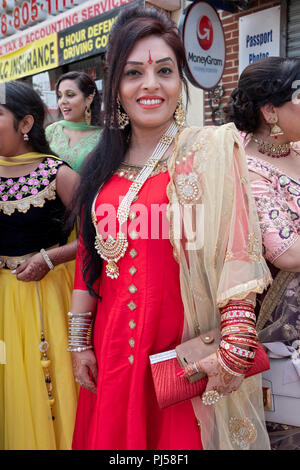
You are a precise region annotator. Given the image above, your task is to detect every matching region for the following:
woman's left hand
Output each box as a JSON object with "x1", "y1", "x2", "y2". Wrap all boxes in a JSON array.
[
  {"x1": 182, "y1": 352, "x2": 244, "y2": 398},
  {"x1": 14, "y1": 253, "x2": 50, "y2": 282}
]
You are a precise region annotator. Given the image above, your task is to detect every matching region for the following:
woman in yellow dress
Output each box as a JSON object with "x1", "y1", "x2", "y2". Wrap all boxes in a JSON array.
[{"x1": 0, "y1": 81, "x2": 79, "y2": 450}]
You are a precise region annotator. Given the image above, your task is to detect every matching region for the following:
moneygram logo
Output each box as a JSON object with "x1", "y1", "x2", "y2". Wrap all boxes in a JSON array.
[{"x1": 197, "y1": 15, "x2": 213, "y2": 51}]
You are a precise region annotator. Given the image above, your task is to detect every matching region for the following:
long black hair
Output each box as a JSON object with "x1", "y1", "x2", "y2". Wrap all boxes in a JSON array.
[
  {"x1": 4, "y1": 80, "x2": 55, "y2": 155},
  {"x1": 224, "y1": 57, "x2": 300, "y2": 133},
  {"x1": 55, "y1": 71, "x2": 102, "y2": 126},
  {"x1": 72, "y1": 5, "x2": 188, "y2": 295}
]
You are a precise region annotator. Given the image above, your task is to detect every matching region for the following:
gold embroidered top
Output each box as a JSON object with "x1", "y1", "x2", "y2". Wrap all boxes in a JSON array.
[{"x1": 115, "y1": 159, "x2": 168, "y2": 180}]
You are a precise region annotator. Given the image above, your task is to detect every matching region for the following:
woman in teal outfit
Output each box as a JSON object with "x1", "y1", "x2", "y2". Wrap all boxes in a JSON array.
[{"x1": 46, "y1": 72, "x2": 102, "y2": 173}]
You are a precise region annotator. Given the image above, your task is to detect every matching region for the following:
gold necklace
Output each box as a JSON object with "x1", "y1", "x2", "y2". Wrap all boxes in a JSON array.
[
  {"x1": 252, "y1": 136, "x2": 291, "y2": 158},
  {"x1": 91, "y1": 122, "x2": 178, "y2": 279}
]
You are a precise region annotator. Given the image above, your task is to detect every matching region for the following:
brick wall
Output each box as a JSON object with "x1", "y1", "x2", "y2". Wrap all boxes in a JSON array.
[{"x1": 204, "y1": 0, "x2": 281, "y2": 125}]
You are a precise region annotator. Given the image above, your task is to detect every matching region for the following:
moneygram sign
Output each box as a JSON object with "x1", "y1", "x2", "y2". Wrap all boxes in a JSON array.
[{"x1": 179, "y1": 1, "x2": 225, "y2": 90}]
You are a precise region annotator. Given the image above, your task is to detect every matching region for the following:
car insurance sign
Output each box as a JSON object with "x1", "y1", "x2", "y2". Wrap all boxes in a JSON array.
[{"x1": 179, "y1": 1, "x2": 225, "y2": 90}]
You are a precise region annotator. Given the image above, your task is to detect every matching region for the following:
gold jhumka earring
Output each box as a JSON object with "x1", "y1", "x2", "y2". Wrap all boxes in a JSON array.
[
  {"x1": 117, "y1": 97, "x2": 130, "y2": 129},
  {"x1": 269, "y1": 115, "x2": 284, "y2": 138},
  {"x1": 174, "y1": 94, "x2": 185, "y2": 127},
  {"x1": 85, "y1": 106, "x2": 91, "y2": 126}
]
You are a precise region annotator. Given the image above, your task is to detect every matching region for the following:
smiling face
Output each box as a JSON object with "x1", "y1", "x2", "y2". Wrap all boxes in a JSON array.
[
  {"x1": 118, "y1": 35, "x2": 182, "y2": 130},
  {"x1": 57, "y1": 79, "x2": 92, "y2": 122}
]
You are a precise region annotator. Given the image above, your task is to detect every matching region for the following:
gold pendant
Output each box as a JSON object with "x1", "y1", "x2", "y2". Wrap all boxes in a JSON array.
[
  {"x1": 94, "y1": 231, "x2": 128, "y2": 278},
  {"x1": 106, "y1": 260, "x2": 120, "y2": 279}
]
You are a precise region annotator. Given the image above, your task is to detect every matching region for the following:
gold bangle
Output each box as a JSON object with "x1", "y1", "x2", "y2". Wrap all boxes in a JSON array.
[{"x1": 40, "y1": 248, "x2": 54, "y2": 270}]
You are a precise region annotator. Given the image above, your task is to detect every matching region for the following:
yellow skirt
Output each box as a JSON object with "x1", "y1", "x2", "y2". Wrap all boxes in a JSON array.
[{"x1": 0, "y1": 264, "x2": 78, "y2": 450}]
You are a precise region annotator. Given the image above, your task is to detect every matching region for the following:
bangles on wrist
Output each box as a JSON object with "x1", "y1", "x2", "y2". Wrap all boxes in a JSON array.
[
  {"x1": 67, "y1": 311, "x2": 94, "y2": 352},
  {"x1": 217, "y1": 299, "x2": 258, "y2": 376},
  {"x1": 40, "y1": 248, "x2": 54, "y2": 270}
]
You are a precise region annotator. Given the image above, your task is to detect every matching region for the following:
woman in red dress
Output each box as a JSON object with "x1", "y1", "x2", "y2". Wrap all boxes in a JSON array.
[{"x1": 69, "y1": 6, "x2": 271, "y2": 450}]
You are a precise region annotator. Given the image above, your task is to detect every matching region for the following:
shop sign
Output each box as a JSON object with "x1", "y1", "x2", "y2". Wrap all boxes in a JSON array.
[
  {"x1": 0, "y1": 32, "x2": 58, "y2": 81},
  {"x1": 57, "y1": 6, "x2": 116, "y2": 64},
  {"x1": 179, "y1": 1, "x2": 225, "y2": 90},
  {"x1": 239, "y1": 6, "x2": 281, "y2": 75},
  {"x1": 0, "y1": 0, "x2": 137, "y2": 80},
  {"x1": 0, "y1": 0, "x2": 134, "y2": 56}
]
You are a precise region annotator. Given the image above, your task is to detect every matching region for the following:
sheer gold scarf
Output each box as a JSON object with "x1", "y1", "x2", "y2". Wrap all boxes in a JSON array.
[{"x1": 167, "y1": 123, "x2": 272, "y2": 450}]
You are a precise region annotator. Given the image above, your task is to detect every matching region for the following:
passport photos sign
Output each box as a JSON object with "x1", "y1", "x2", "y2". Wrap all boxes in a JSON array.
[{"x1": 239, "y1": 5, "x2": 281, "y2": 76}]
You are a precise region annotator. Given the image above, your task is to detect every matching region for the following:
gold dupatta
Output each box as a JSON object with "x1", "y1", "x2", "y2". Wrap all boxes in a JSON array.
[
  {"x1": 167, "y1": 123, "x2": 272, "y2": 450},
  {"x1": 0, "y1": 152, "x2": 61, "y2": 166}
]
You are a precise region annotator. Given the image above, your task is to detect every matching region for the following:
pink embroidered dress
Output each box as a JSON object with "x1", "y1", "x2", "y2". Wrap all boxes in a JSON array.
[
  {"x1": 248, "y1": 154, "x2": 300, "y2": 448},
  {"x1": 248, "y1": 156, "x2": 300, "y2": 265}
]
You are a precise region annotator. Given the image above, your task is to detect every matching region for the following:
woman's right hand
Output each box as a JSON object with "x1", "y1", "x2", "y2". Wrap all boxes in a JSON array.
[{"x1": 72, "y1": 349, "x2": 98, "y2": 394}]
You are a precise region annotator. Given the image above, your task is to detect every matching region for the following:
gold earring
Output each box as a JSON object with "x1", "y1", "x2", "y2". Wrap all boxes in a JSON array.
[
  {"x1": 117, "y1": 97, "x2": 129, "y2": 129},
  {"x1": 85, "y1": 106, "x2": 91, "y2": 126},
  {"x1": 174, "y1": 94, "x2": 185, "y2": 127},
  {"x1": 269, "y1": 115, "x2": 284, "y2": 137}
]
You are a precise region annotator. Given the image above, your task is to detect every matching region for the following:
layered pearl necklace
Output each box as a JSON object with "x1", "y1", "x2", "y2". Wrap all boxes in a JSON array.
[{"x1": 91, "y1": 121, "x2": 179, "y2": 279}]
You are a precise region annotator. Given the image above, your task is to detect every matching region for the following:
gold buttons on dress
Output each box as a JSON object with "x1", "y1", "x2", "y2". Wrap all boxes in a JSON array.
[
  {"x1": 128, "y1": 301, "x2": 137, "y2": 311},
  {"x1": 130, "y1": 249, "x2": 138, "y2": 258},
  {"x1": 128, "y1": 284, "x2": 137, "y2": 294},
  {"x1": 128, "y1": 355, "x2": 134, "y2": 365},
  {"x1": 129, "y1": 319, "x2": 136, "y2": 329},
  {"x1": 129, "y1": 266, "x2": 137, "y2": 276},
  {"x1": 129, "y1": 230, "x2": 138, "y2": 240},
  {"x1": 129, "y1": 338, "x2": 135, "y2": 348},
  {"x1": 129, "y1": 212, "x2": 137, "y2": 221}
]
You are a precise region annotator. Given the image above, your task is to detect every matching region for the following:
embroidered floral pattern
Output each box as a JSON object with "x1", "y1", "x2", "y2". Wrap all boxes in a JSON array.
[
  {"x1": 175, "y1": 172, "x2": 202, "y2": 204},
  {"x1": 248, "y1": 156, "x2": 300, "y2": 263},
  {"x1": 0, "y1": 158, "x2": 62, "y2": 215},
  {"x1": 229, "y1": 417, "x2": 257, "y2": 450},
  {"x1": 247, "y1": 233, "x2": 261, "y2": 261},
  {"x1": 46, "y1": 122, "x2": 101, "y2": 172}
]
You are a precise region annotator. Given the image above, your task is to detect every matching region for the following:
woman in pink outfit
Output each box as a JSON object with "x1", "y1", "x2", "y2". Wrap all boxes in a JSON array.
[{"x1": 225, "y1": 56, "x2": 300, "y2": 449}]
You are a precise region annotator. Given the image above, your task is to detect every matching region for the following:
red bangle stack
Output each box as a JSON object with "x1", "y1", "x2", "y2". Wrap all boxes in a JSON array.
[{"x1": 217, "y1": 300, "x2": 258, "y2": 376}]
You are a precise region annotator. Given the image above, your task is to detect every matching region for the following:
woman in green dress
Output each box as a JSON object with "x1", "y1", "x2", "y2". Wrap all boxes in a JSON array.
[{"x1": 46, "y1": 72, "x2": 102, "y2": 173}]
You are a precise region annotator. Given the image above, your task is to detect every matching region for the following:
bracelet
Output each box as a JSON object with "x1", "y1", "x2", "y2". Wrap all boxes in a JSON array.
[
  {"x1": 223, "y1": 336, "x2": 258, "y2": 349},
  {"x1": 40, "y1": 248, "x2": 54, "y2": 270},
  {"x1": 221, "y1": 310, "x2": 256, "y2": 322},
  {"x1": 216, "y1": 350, "x2": 244, "y2": 376},
  {"x1": 220, "y1": 349, "x2": 252, "y2": 372},
  {"x1": 219, "y1": 348, "x2": 250, "y2": 374},
  {"x1": 221, "y1": 326, "x2": 257, "y2": 336},
  {"x1": 67, "y1": 311, "x2": 94, "y2": 352},
  {"x1": 221, "y1": 305, "x2": 254, "y2": 314},
  {"x1": 221, "y1": 319, "x2": 256, "y2": 329},
  {"x1": 225, "y1": 299, "x2": 255, "y2": 308},
  {"x1": 220, "y1": 340, "x2": 255, "y2": 359}
]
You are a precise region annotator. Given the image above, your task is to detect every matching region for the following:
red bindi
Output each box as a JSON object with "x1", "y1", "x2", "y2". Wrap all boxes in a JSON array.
[{"x1": 148, "y1": 50, "x2": 153, "y2": 64}]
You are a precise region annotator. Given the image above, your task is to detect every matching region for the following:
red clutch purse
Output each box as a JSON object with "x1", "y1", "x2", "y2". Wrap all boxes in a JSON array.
[{"x1": 149, "y1": 339, "x2": 269, "y2": 410}]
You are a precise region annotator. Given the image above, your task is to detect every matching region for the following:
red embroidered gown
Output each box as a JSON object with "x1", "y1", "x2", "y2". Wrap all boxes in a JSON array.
[{"x1": 72, "y1": 166, "x2": 202, "y2": 450}]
